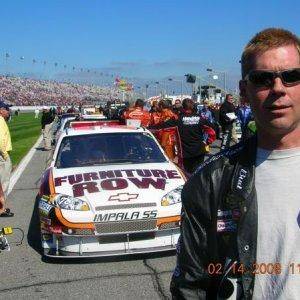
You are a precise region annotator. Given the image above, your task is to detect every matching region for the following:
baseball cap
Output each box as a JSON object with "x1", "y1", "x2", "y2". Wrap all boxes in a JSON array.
[{"x1": 0, "y1": 101, "x2": 10, "y2": 110}]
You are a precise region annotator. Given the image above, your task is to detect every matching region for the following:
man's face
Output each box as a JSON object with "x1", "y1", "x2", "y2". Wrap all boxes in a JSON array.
[
  {"x1": 242, "y1": 45, "x2": 300, "y2": 135},
  {"x1": 175, "y1": 101, "x2": 181, "y2": 108},
  {"x1": 226, "y1": 96, "x2": 234, "y2": 103},
  {"x1": 0, "y1": 108, "x2": 9, "y2": 120}
]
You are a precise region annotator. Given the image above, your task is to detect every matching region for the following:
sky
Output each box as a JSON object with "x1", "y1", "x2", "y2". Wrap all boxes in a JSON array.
[{"x1": 0, "y1": 0, "x2": 299, "y2": 90}]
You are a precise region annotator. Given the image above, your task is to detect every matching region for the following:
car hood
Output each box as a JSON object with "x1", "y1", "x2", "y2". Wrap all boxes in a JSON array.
[{"x1": 51, "y1": 162, "x2": 185, "y2": 210}]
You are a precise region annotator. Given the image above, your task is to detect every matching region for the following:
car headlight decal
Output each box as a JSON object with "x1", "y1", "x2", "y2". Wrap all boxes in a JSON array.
[
  {"x1": 54, "y1": 194, "x2": 90, "y2": 211},
  {"x1": 161, "y1": 185, "x2": 183, "y2": 206}
]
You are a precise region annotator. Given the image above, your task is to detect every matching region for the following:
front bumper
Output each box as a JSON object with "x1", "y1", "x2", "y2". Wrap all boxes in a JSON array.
[{"x1": 42, "y1": 227, "x2": 180, "y2": 258}]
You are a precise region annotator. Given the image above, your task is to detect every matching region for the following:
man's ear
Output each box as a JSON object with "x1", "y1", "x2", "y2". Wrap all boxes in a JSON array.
[{"x1": 239, "y1": 80, "x2": 247, "y2": 98}]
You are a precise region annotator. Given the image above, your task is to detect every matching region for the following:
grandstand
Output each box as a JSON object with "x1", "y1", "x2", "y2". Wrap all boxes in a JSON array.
[{"x1": 0, "y1": 76, "x2": 123, "y2": 106}]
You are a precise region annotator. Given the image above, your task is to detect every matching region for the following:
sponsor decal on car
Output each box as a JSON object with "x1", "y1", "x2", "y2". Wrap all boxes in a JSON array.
[
  {"x1": 39, "y1": 200, "x2": 53, "y2": 216},
  {"x1": 40, "y1": 216, "x2": 52, "y2": 225},
  {"x1": 54, "y1": 169, "x2": 181, "y2": 197},
  {"x1": 41, "y1": 233, "x2": 53, "y2": 242},
  {"x1": 94, "y1": 210, "x2": 157, "y2": 222},
  {"x1": 108, "y1": 193, "x2": 138, "y2": 202}
]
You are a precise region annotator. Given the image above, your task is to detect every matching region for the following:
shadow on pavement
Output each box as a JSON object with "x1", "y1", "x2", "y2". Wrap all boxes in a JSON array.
[
  {"x1": 27, "y1": 194, "x2": 43, "y2": 255},
  {"x1": 42, "y1": 249, "x2": 175, "y2": 265}
]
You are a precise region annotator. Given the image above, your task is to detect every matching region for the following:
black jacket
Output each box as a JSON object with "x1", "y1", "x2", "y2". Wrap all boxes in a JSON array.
[
  {"x1": 171, "y1": 137, "x2": 258, "y2": 299},
  {"x1": 41, "y1": 111, "x2": 55, "y2": 129},
  {"x1": 219, "y1": 101, "x2": 236, "y2": 128},
  {"x1": 150, "y1": 112, "x2": 212, "y2": 159}
]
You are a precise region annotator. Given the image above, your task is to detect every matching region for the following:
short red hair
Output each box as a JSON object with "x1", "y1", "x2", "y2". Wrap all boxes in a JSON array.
[{"x1": 241, "y1": 28, "x2": 300, "y2": 78}]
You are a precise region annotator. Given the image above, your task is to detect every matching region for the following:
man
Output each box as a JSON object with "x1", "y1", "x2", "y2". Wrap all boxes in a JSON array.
[
  {"x1": 122, "y1": 99, "x2": 151, "y2": 127},
  {"x1": 173, "y1": 99, "x2": 184, "y2": 115},
  {"x1": 237, "y1": 99, "x2": 253, "y2": 140},
  {"x1": 0, "y1": 101, "x2": 14, "y2": 217},
  {"x1": 157, "y1": 99, "x2": 178, "y2": 124},
  {"x1": 219, "y1": 94, "x2": 237, "y2": 149},
  {"x1": 199, "y1": 100, "x2": 214, "y2": 123},
  {"x1": 149, "y1": 100, "x2": 161, "y2": 125},
  {"x1": 41, "y1": 106, "x2": 55, "y2": 151},
  {"x1": 34, "y1": 108, "x2": 40, "y2": 119},
  {"x1": 171, "y1": 28, "x2": 300, "y2": 299}
]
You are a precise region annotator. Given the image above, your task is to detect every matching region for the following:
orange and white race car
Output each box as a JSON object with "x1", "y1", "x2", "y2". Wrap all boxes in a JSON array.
[{"x1": 38, "y1": 121, "x2": 185, "y2": 258}]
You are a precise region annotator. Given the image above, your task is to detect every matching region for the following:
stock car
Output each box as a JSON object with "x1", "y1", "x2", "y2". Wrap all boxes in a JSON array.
[
  {"x1": 51, "y1": 114, "x2": 107, "y2": 145},
  {"x1": 38, "y1": 121, "x2": 185, "y2": 257}
]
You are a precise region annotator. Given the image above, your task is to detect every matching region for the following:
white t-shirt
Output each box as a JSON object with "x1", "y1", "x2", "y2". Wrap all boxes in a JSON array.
[{"x1": 253, "y1": 147, "x2": 300, "y2": 299}]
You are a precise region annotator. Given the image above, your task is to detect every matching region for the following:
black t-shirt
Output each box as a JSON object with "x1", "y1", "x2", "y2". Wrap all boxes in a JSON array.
[
  {"x1": 152, "y1": 112, "x2": 210, "y2": 158},
  {"x1": 41, "y1": 111, "x2": 55, "y2": 129}
]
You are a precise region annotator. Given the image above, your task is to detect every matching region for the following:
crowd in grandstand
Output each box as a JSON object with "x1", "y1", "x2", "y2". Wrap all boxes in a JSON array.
[{"x1": 0, "y1": 76, "x2": 121, "y2": 106}]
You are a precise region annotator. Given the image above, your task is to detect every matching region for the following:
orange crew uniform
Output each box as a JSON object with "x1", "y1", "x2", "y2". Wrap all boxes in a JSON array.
[
  {"x1": 159, "y1": 108, "x2": 178, "y2": 124},
  {"x1": 157, "y1": 109, "x2": 178, "y2": 160},
  {"x1": 150, "y1": 111, "x2": 161, "y2": 126},
  {"x1": 123, "y1": 107, "x2": 151, "y2": 127}
]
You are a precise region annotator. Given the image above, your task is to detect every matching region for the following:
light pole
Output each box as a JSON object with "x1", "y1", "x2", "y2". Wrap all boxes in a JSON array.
[
  {"x1": 155, "y1": 81, "x2": 159, "y2": 97},
  {"x1": 5, "y1": 53, "x2": 10, "y2": 76},
  {"x1": 145, "y1": 84, "x2": 149, "y2": 99},
  {"x1": 168, "y1": 78, "x2": 183, "y2": 100},
  {"x1": 20, "y1": 56, "x2": 25, "y2": 77},
  {"x1": 207, "y1": 68, "x2": 227, "y2": 95},
  {"x1": 185, "y1": 74, "x2": 197, "y2": 97},
  {"x1": 42, "y1": 60, "x2": 47, "y2": 80}
]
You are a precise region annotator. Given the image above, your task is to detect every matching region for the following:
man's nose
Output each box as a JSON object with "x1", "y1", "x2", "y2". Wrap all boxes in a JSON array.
[{"x1": 271, "y1": 77, "x2": 286, "y2": 95}]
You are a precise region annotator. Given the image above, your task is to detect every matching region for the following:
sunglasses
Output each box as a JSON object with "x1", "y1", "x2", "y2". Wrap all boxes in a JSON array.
[{"x1": 245, "y1": 68, "x2": 300, "y2": 87}]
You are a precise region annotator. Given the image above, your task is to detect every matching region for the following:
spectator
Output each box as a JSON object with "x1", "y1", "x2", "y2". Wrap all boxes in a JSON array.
[
  {"x1": 0, "y1": 76, "x2": 122, "y2": 106},
  {"x1": 172, "y1": 99, "x2": 183, "y2": 115},
  {"x1": 237, "y1": 98, "x2": 253, "y2": 140},
  {"x1": 0, "y1": 101, "x2": 14, "y2": 217},
  {"x1": 219, "y1": 94, "x2": 237, "y2": 149},
  {"x1": 199, "y1": 100, "x2": 214, "y2": 123},
  {"x1": 41, "y1": 106, "x2": 55, "y2": 151},
  {"x1": 34, "y1": 108, "x2": 40, "y2": 119}
]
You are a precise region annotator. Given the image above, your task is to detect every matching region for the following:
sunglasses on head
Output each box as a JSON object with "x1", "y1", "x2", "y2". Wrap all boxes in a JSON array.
[{"x1": 245, "y1": 68, "x2": 300, "y2": 87}]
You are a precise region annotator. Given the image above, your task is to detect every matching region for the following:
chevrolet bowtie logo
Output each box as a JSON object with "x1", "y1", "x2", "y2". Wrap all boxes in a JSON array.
[{"x1": 108, "y1": 193, "x2": 139, "y2": 202}]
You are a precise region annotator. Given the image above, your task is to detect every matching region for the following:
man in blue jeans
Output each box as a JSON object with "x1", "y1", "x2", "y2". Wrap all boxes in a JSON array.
[
  {"x1": 237, "y1": 99, "x2": 253, "y2": 140},
  {"x1": 219, "y1": 94, "x2": 236, "y2": 149}
]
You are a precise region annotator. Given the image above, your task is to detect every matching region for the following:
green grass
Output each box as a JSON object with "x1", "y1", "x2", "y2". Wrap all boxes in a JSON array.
[{"x1": 8, "y1": 112, "x2": 41, "y2": 167}]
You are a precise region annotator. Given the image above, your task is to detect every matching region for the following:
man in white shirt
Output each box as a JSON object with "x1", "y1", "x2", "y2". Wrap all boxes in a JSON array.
[
  {"x1": 171, "y1": 28, "x2": 300, "y2": 300},
  {"x1": 239, "y1": 28, "x2": 300, "y2": 299}
]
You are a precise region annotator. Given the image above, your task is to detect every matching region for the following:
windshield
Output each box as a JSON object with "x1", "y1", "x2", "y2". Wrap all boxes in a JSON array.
[{"x1": 55, "y1": 132, "x2": 167, "y2": 168}]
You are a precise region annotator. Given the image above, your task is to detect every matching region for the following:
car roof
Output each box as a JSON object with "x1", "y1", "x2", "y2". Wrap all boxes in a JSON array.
[{"x1": 61, "y1": 125, "x2": 148, "y2": 137}]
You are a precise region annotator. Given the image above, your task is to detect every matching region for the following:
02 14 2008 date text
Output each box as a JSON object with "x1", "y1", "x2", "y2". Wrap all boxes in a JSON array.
[{"x1": 207, "y1": 262, "x2": 300, "y2": 275}]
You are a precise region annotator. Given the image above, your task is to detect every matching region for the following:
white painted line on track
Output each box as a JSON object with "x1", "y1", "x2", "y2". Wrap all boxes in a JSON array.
[{"x1": 8, "y1": 135, "x2": 43, "y2": 195}]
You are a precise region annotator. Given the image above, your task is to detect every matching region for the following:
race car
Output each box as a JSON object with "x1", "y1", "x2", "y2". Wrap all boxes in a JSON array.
[
  {"x1": 51, "y1": 114, "x2": 107, "y2": 145},
  {"x1": 38, "y1": 121, "x2": 185, "y2": 257}
]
